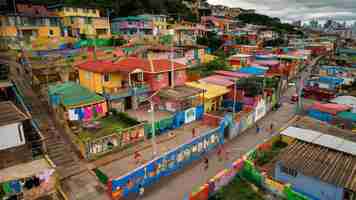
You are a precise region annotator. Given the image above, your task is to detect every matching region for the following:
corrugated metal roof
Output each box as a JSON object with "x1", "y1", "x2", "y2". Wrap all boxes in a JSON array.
[
  {"x1": 215, "y1": 70, "x2": 252, "y2": 78},
  {"x1": 281, "y1": 126, "x2": 322, "y2": 143},
  {"x1": 185, "y1": 82, "x2": 230, "y2": 99},
  {"x1": 281, "y1": 126, "x2": 356, "y2": 156},
  {"x1": 199, "y1": 75, "x2": 235, "y2": 87}
]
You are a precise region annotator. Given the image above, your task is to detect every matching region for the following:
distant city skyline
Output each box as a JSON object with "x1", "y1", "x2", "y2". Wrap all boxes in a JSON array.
[{"x1": 208, "y1": 0, "x2": 356, "y2": 23}]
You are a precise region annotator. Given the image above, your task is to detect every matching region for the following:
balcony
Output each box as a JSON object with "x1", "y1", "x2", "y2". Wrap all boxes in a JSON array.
[
  {"x1": 131, "y1": 82, "x2": 150, "y2": 95},
  {"x1": 103, "y1": 82, "x2": 150, "y2": 100},
  {"x1": 103, "y1": 85, "x2": 131, "y2": 100}
]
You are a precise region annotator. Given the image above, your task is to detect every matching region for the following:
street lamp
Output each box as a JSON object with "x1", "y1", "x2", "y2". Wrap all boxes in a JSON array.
[{"x1": 149, "y1": 100, "x2": 158, "y2": 157}]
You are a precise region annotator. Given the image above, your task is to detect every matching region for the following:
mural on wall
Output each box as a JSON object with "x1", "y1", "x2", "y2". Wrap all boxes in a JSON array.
[
  {"x1": 109, "y1": 127, "x2": 224, "y2": 199},
  {"x1": 185, "y1": 107, "x2": 196, "y2": 124}
]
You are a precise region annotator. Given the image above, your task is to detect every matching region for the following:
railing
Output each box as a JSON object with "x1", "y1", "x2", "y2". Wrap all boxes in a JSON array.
[{"x1": 103, "y1": 85, "x2": 131, "y2": 98}]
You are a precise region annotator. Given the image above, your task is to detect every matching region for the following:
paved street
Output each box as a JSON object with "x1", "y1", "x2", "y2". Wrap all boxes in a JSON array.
[
  {"x1": 140, "y1": 86, "x2": 297, "y2": 200},
  {"x1": 0, "y1": 53, "x2": 320, "y2": 200}
]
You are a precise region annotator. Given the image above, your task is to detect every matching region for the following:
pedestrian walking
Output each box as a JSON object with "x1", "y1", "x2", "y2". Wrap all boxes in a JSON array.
[
  {"x1": 138, "y1": 184, "x2": 144, "y2": 198},
  {"x1": 256, "y1": 123, "x2": 260, "y2": 134},
  {"x1": 204, "y1": 156, "x2": 209, "y2": 170},
  {"x1": 270, "y1": 123, "x2": 274, "y2": 135},
  {"x1": 192, "y1": 127, "x2": 196, "y2": 138},
  {"x1": 134, "y1": 150, "x2": 142, "y2": 165},
  {"x1": 217, "y1": 145, "x2": 223, "y2": 162}
]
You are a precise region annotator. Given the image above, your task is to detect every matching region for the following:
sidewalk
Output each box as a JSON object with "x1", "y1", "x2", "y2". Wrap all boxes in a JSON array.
[
  {"x1": 62, "y1": 120, "x2": 215, "y2": 200},
  {"x1": 98, "y1": 121, "x2": 213, "y2": 178},
  {"x1": 141, "y1": 86, "x2": 297, "y2": 200}
]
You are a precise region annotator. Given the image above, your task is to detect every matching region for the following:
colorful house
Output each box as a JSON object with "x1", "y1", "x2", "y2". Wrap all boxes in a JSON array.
[
  {"x1": 77, "y1": 57, "x2": 187, "y2": 111},
  {"x1": 185, "y1": 81, "x2": 230, "y2": 112},
  {"x1": 201, "y1": 16, "x2": 238, "y2": 32},
  {"x1": 48, "y1": 82, "x2": 145, "y2": 159},
  {"x1": 173, "y1": 22, "x2": 209, "y2": 46},
  {"x1": 276, "y1": 127, "x2": 356, "y2": 200},
  {"x1": 306, "y1": 76, "x2": 344, "y2": 91},
  {"x1": 156, "y1": 85, "x2": 204, "y2": 113},
  {"x1": 48, "y1": 4, "x2": 111, "y2": 38},
  {"x1": 0, "y1": 4, "x2": 61, "y2": 40},
  {"x1": 139, "y1": 14, "x2": 168, "y2": 35},
  {"x1": 228, "y1": 54, "x2": 252, "y2": 70},
  {"x1": 48, "y1": 82, "x2": 108, "y2": 121},
  {"x1": 111, "y1": 16, "x2": 153, "y2": 36}
]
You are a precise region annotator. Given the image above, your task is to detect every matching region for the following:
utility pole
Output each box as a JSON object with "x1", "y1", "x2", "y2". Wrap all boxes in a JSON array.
[
  {"x1": 233, "y1": 78, "x2": 237, "y2": 115},
  {"x1": 170, "y1": 39, "x2": 174, "y2": 88},
  {"x1": 149, "y1": 101, "x2": 158, "y2": 157}
]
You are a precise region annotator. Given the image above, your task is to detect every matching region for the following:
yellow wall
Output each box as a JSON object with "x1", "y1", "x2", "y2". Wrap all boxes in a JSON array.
[
  {"x1": 56, "y1": 7, "x2": 100, "y2": 17},
  {"x1": 78, "y1": 69, "x2": 123, "y2": 94},
  {"x1": 79, "y1": 69, "x2": 103, "y2": 93},
  {"x1": 0, "y1": 26, "x2": 17, "y2": 37},
  {"x1": 38, "y1": 27, "x2": 61, "y2": 37}
]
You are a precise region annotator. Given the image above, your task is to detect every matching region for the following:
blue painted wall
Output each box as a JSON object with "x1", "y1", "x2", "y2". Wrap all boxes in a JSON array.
[{"x1": 275, "y1": 162, "x2": 344, "y2": 200}]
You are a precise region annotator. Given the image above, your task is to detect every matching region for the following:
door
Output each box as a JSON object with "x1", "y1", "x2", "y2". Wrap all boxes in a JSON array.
[
  {"x1": 344, "y1": 189, "x2": 356, "y2": 200},
  {"x1": 125, "y1": 97, "x2": 132, "y2": 110}
]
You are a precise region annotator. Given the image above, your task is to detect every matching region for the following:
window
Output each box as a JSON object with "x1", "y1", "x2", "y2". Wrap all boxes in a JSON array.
[
  {"x1": 73, "y1": 8, "x2": 78, "y2": 12},
  {"x1": 70, "y1": 16, "x2": 75, "y2": 24},
  {"x1": 83, "y1": 8, "x2": 88, "y2": 13},
  {"x1": 103, "y1": 73, "x2": 110, "y2": 82},
  {"x1": 280, "y1": 165, "x2": 298, "y2": 177},
  {"x1": 49, "y1": 29, "x2": 54, "y2": 35},
  {"x1": 18, "y1": 124, "x2": 23, "y2": 142},
  {"x1": 85, "y1": 17, "x2": 92, "y2": 24},
  {"x1": 156, "y1": 74, "x2": 163, "y2": 81},
  {"x1": 92, "y1": 9, "x2": 96, "y2": 14},
  {"x1": 85, "y1": 71, "x2": 91, "y2": 80},
  {"x1": 49, "y1": 18, "x2": 58, "y2": 26}
]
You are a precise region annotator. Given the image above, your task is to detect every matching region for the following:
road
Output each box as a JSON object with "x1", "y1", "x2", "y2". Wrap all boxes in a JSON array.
[
  {"x1": 0, "y1": 53, "x2": 321, "y2": 200},
  {"x1": 140, "y1": 87, "x2": 296, "y2": 200},
  {"x1": 140, "y1": 57, "x2": 322, "y2": 200}
]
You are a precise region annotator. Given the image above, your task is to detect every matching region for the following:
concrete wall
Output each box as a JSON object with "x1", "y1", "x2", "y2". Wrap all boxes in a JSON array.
[
  {"x1": 275, "y1": 162, "x2": 344, "y2": 200},
  {"x1": 0, "y1": 123, "x2": 25, "y2": 150},
  {"x1": 145, "y1": 73, "x2": 169, "y2": 91}
]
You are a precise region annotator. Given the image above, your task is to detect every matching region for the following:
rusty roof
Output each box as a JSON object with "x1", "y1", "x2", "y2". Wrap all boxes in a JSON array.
[
  {"x1": 278, "y1": 140, "x2": 356, "y2": 191},
  {"x1": 0, "y1": 101, "x2": 28, "y2": 126}
]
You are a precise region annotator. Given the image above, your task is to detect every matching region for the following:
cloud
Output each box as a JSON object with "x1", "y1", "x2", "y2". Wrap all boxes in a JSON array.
[{"x1": 207, "y1": 0, "x2": 356, "y2": 22}]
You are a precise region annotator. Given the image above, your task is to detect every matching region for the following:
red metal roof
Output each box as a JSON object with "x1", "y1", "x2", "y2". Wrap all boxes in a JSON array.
[
  {"x1": 199, "y1": 75, "x2": 235, "y2": 87},
  {"x1": 215, "y1": 70, "x2": 252, "y2": 78},
  {"x1": 311, "y1": 102, "x2": 351, "y2": 115},
  {"x1": 76, "y1": 57, "x2": 187, "y2": 74}
]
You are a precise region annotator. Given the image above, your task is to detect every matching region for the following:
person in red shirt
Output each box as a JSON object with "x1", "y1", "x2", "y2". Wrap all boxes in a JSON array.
[
  {"x1": 134, "y1": 151, "x2": 142, "y2": 165},
  {"x1": 192, "y1": 128, "x2": 196, "y2": 138},
  {"x1": 217, "y1": 145, "x2": 223, "y2": 162}
]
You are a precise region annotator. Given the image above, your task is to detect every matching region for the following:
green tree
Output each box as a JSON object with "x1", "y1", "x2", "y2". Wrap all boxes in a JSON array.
[{"x1": 196, "y1": 32, "x2": 223, "y2": 52}]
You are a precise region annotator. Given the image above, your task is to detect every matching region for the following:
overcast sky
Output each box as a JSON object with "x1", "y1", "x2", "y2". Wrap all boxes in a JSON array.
[{"x1": 208, "y1": 0, "x2": 356, "y2": 23}]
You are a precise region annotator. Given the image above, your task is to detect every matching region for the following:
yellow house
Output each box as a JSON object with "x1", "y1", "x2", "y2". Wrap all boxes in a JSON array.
[
  {"x1": 48, "y1": 4, "x2": 111, "y2": 38},
  {"x1": 139, "y1": 14, "x2": 168, "y2": 35},
  {"x1": 76, "y1": 60, "x2": 124, "y2": 94},
  {"x1": 0, "y1": 4, "x2": 61, "y2": 39},
  {"x1": 185, "y1": 82, "x2": 230, "y2": 112}
]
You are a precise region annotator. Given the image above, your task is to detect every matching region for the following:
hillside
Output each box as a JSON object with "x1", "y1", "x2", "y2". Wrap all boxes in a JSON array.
[
  {"x1": 27, "y1": 0, "x2": 193, "y2": 18},
  {"x1": 238, "y1": 13, "x2": 302, "y2": 34}
]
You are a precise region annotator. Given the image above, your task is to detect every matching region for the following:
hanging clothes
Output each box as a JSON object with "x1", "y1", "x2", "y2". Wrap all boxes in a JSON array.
[
  {"x1": 96, "y1": 104, "x2": 103, "y2": 114},
  {"x1": 84, "y1": 106, "x2": 93, "y2": 120},
  {"x1": 68, "y1": 109, "x2": 76, "y2": 121},
  {"x1": 102, "y1": 102, "x2": 108, "y2": 114},
  {"x1": 10, "y1": 180, "x2": 21, "y2": 193},
  {"x1": 24, "y1": 178, "x2": 34, "y2": 190},
  {"x1": 75, "y1": 108, "x2": 84, "y2": 120},
  {"x1": 92, "y1": 106, "x2": 98, "y2": 119},
  {"x1": 2, "y1": 182, "x2": 12, "y2": 194}
]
